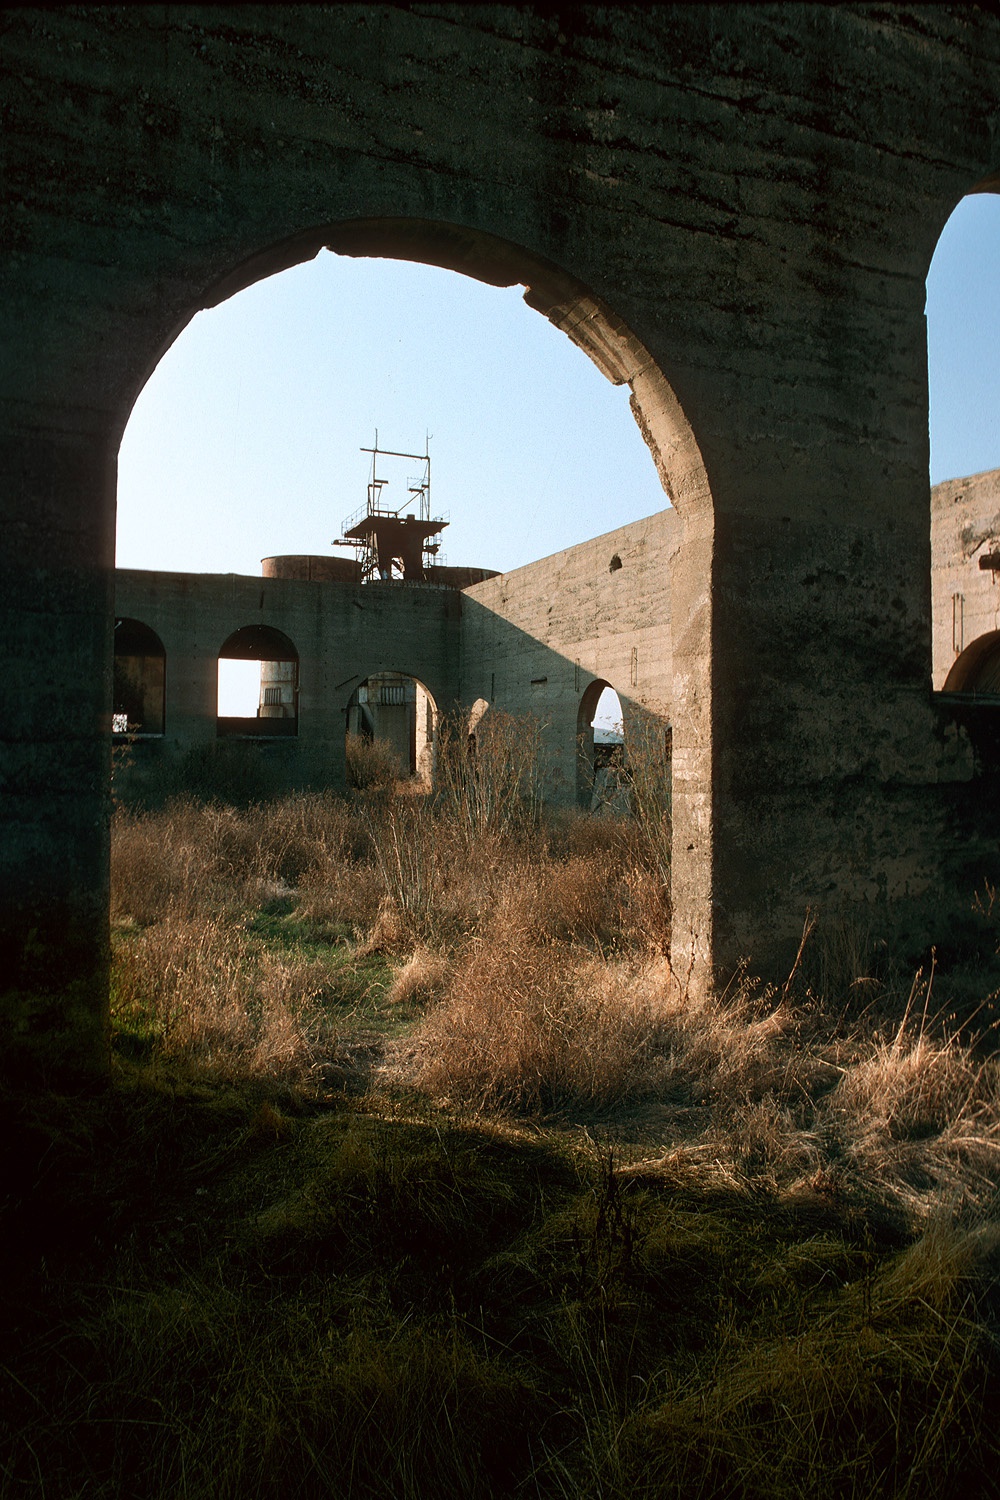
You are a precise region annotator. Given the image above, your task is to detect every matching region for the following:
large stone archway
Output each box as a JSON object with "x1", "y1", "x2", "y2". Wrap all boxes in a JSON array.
[{"x1": 5, "y1": 6, "x2": 1000, "y2": 1080}]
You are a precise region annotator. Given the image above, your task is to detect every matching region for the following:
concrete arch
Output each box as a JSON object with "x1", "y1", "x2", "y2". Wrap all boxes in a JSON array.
[
  {"x1": 12, "y1": 9, "x2": 1000, "y2": 1081},
  {"x1": 944, "y1": 632, "x2": 1000, "y2": 696},
  {"x1": 345, "y1": 670, "x2": 438, "y2": 786},
  {"x1": 218, "y1": 625, "x2": 299, "y2": 663}
]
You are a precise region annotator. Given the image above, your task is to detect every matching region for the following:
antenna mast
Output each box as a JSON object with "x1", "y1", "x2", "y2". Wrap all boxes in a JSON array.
[{"x1": 334, "y1": 434, "x2": 447, "y2": 583}]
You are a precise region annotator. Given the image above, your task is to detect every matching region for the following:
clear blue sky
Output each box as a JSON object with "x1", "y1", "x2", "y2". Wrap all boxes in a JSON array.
[
  {"x1": 927, "y1": 194, "x2": 1000, "y2": 485},
  {"x1": 116, "y1": 254, "x2": 666, "y2": 579},
  {"x1": 117, "y1": 194, "x2": 1000, "y2": 571}
]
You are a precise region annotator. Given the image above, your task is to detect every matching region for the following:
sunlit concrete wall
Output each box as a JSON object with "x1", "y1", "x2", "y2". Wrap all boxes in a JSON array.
[
  {"x1": 116, "y1": 505, "x2": 677, "y2": 802},
  {"x1": 461, "y1": 509, "x2": 678, "y2": 801}
]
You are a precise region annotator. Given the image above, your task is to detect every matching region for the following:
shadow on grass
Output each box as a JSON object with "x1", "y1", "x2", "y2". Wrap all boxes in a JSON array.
[{"x1": 1, "y1": 1070, "x2": 998, "y2": 1500}]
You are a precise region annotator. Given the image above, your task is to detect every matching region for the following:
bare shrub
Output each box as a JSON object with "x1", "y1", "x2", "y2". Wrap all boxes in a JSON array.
[
  {"x1": 346, "y1": 734, "x2": 403, "y2": 791},
  {"x1": 365, "y1": 799, "x2": 442, "y2": 941},
  {"x1": 620, "y1": 865, "x2": 671, "y2": 953},
  {"x1": 536, "y1": 856, "x2": 623, "y2": 947},
  {"x1": 481, "y1": 858, "x2": 626, "y2": 950},
  {"x1": 434, "y1": 708, "x2": 545, "y2": 844},
  {"x1": 357, "y1": 801, "x2": 521, "y2": 950}
]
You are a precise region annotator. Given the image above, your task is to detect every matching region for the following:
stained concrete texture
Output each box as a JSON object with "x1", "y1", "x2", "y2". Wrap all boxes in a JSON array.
[{"x1": 5, "y1": 5, "x2": 1000, "y2": 1079}]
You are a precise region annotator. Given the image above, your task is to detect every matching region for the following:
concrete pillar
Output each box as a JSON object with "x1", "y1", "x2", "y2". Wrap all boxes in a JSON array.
[{"x1": 0, "y1": 424, "x2": 115, "y2": 1083}]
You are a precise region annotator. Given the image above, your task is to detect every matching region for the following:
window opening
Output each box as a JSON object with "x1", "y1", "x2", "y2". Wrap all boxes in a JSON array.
[
  {"x1": 217, "y1": 625, "x2": 298, "y2": 737},
  {"x1": 113, "y1": 618, "x2": 165, "y2": 735}
]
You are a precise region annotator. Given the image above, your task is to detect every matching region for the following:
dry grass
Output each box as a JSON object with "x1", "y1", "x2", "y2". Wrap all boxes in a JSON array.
[
  {"x1": 111, "y1": 794, "x2": 362, "y2": 925},
  {"x1": 110, "y1": 786, "x2": 1000, "y2": 1227},
  {"x1": 17, "y1": 736, "x2": 1000, "y2": 1500},
  {"x1": 410, "y1": 939, "x2": 672, "y2": 1112},
  {"x1": 408, "y1": 921, "x2": 1000, "y2": 1225},
  {"x1": 386, "y1": 945, "x2": 451, "y2": 1007},
  {"x1": 13, "y1": 892, "x2": 1000, "y2": 1500},
  {"x1": 111, "y1": 914, "x2": 340, "y2": 1084}
]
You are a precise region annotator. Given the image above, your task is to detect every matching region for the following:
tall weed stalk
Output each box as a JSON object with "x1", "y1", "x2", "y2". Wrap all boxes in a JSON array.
[{"x1": 434, "y1": 707, "x2": 545, "y2": 844}]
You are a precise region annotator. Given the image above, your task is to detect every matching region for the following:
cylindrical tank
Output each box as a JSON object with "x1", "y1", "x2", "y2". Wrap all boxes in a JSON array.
[{"x1": 262, "y1": 555, "x2": 362, "y2": 583}]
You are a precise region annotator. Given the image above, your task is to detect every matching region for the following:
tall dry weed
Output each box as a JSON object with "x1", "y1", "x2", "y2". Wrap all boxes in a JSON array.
[
  {"x1": 345, "y1": 733, "x2": 404, "y2": 791},
  {"x1": 111, "y1": 802, "x2": 244, "y2": 923},
  {"x1": 621, "y1": 712, "x2": 673, "y2": 888},
  {"x1": 113, "y1": 796, "x2": 367, "y2": 926},
  {"x1": 434, "y1": 707, "x2": 545, "y2": 844}
]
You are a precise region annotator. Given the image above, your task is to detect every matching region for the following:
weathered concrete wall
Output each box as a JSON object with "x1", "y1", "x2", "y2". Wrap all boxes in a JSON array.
[
  {"x1": 114, "y1": 568, "x2": 463, "y2": 792},
  {"x1": 931, "y1": 469, "x2": 1000, "y2": 689},
  {"x1": 462, "y1": 509, "x2": 678, "y2": 800},
  {"x1": 115, "y1": 506, "x2": 676, "y2": 800},
  {"x1": 6, "y1": 5, "x2": 1000, "y2": 1078}
]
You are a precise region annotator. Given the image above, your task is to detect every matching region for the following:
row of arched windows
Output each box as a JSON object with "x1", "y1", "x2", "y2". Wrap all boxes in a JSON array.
[
  {"x1": 113, "y1": 617, "x2": 438, "y2": 778},
  {"x1": 113, "y1": 619, "x2": 299, "y2": 737},
  {"x1": 113, "y1": 618, "x2": 654, "y2": 798}
]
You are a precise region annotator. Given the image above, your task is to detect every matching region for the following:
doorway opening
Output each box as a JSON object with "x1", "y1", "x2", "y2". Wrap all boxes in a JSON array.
[
  {"x1": 577, "y1": 680, "x2": 625, "y2": 811},
  {"x1": 345, "y1": 672, "x2": 437, "y2": 787}
]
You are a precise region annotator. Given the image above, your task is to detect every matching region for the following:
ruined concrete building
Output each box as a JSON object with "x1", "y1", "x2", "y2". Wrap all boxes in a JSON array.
[
  {"x1": 112, "y1": 463, "x2": 1000, "y2": 797},
  {"x1": 6, "y1": 6, "x2": 1000, "y2": 1081}
]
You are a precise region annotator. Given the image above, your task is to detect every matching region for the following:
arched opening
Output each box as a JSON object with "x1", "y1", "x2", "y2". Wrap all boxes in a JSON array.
[
  {"x1": 577, "y1": 680, "x2": 625, "y2": 810},
  {"x1": 927, "y1": 193, "x2": 1000, "y2": 692},
  {"x1": 114, "y1": 218, "x2": 715, "y2": 981},
  {"x1": 943, "y1": 631, "x2": 1000, "y2": 696},
  {"x1": 217, "y1": 625, "x2": 298, "y2": 738},
  {"x1": 113, "y1": 618, "x2": 165, "y2": 736},
  {"x1": 0, "y1": 209, "x2": 711, "y2": 1088},
  {"x1": 345, "y1": 672, "x2": 437, "y2": 788}
]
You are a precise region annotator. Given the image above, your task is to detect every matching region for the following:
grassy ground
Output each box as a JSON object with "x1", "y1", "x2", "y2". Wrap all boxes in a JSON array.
[{"x1": 4, "y1": 743, "x2": 1000, "y2": 1497}]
